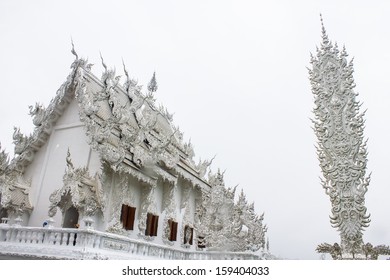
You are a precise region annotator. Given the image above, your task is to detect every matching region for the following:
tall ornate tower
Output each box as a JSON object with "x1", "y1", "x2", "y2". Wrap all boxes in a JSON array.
[{"x1": 309, "y1": 17, "x2": 390, "y2": 259}]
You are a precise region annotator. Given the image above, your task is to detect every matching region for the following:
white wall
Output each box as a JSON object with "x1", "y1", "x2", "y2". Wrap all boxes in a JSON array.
[{"x1": 26, "y1": 99, "x2": 94, "y2": 227}]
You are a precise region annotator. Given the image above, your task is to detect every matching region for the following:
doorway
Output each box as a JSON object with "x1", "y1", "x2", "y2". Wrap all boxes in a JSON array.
[{"x1": 63, "y1": 206, "x2": 79, "y2": 228}]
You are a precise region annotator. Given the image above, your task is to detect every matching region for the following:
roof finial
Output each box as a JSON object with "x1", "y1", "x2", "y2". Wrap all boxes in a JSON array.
[
  {"x1": 122, "y1": 58, "x2": 129, "y2": 81},
  {"x1": 100, "y1": 52, "x2": 107, "y2": 72},
  {"x1": 71, "y1": 37, "x2": 78, "y2": 60},
  {"x1": 320, "y1": 13, "x2": 325, "y2": 32},
  {"x1": 319, "y1": 13, "x2": 330, "y2": 47},
  {"x1": 147, "y1": 71, "x2": 158, "y2": 93}
]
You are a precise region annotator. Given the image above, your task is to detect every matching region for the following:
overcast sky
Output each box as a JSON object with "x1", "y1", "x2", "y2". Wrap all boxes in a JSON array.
[{"x1": 1, "y1": 0, "x2": 390, "y2": 259}]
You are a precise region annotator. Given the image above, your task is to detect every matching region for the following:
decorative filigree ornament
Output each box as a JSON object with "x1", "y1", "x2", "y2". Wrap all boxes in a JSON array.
[
  {"x1": 74, "y1": 54, "x2": 184, "y2": 177},
  {"x1": 48, "y1": 149, "x2": 104, "y2": 219},
  {"x1": 0, "y1": 143, "x2": 9, "y2": 176},
  {"x1": 310, "y1": 17, "x2": 389, "y2": 259},
  {"x1": 195, "y1": 155, "x2": 215, "y2": 179},
  {"x1": 138, "y1": 184, "x2": 158, "y2": 239},
  {"x1": 162, "y1": 182, "x2": 178, "y2": 245},
  {"x1": 0, "y1": 168, "x2": 33, "y2": 218},
  {"x1": 12, "y1": 127, "x2": 30, "y2": 155},
  {"x1": 195, "y1": 170, "x2": 267, "y2": 252},
  {"x1": 28, "y1": 103, "x2": 46, "y2": 127}
]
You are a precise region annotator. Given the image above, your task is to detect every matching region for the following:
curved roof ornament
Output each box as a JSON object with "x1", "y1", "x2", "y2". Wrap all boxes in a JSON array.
[
  {"x1": 71, "y1": 37, "x2": 79, "y2": 61},
  {"x1": 100, "y1": 52, "x2": 108, "y2": 72},
  {"x1": 122, "y1": 58, "x2": 131, "y2": 94},
  {"x1": 122, "y1": 59, "x2": 129, "y2": 81}
]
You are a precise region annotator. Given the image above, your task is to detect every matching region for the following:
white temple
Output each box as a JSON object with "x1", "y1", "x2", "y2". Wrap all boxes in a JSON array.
[{"x1": 0, "y1": 47, "x2": 271, "y2": 260}]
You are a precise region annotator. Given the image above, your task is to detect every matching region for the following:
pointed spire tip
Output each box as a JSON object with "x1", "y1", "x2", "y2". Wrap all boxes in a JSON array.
[
  {"x1": 70, "y1": 37, "x2": 78, "y2": 60},
  {"x1": 320, "y1": 13, "x2": 327, "y2": 35},
  {"x1": 122, "y1": 58, "x2": 129, "y2": 78},
  {"x1": 100, "y1": 52, "x2": 107, "y2": 71},
  {"x1": 147, "y1": 71, "x2": 158, "y2": 93}
]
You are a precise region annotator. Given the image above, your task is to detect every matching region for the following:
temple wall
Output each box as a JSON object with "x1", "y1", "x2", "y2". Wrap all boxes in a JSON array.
[
  {"x1": 25, "y1": 99, "x2": 94, "y2": 227},
  {"x1": 100, "y1": 168, "x2": 200, "y2": 249}
]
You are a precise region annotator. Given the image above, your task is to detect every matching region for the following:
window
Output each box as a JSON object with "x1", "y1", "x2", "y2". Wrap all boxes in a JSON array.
[
  {"x1": 120, "y1": 204, "x2": 136, "y2": 230},
  {"x1": 168, "y1": 219, "x2": 178, "y2": 241},
  {"x1": 145, "y1": 213, "x2": 159, "y2": 236},
  {"x1": 184, "y1": 225, "x2": 193, "y2": 245}
]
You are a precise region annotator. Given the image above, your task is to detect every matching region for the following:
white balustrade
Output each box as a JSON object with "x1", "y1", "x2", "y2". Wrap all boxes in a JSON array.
[{"x1": 0, "y1": 225, "x2": 266, "y2": 260}]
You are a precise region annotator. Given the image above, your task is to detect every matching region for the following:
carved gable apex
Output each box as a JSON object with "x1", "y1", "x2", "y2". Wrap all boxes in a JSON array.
[{"x1": 9, "y1": 57, "x2": 86, "y2": 175}]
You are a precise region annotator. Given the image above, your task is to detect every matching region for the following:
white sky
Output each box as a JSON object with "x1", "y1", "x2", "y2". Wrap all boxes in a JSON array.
[{"x1": 1, "y1": 0, "x2": 390, "y2": 260}]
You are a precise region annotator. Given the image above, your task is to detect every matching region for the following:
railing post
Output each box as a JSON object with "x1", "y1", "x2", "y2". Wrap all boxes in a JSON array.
[
  {"x1": 31, "y1": 230, "x2": 38, "y2": 244},
  {"x1": 37, "y1": 230, "x2": 44, "y2": 244},
  {"x1": 0, "y1": 224, "x2": 9, "y2": 242},
  {"x1": 75, "y1": 231, "x2": 84, "y2": 247},
  {"x1": 5, "y1": 227, "x2": 12, "y2": 242},
  {"x1": 84, "y1": 231, "x2": 95, "y2": 248},
  {"x1": 54, "y1": 231, "x2": 61, "y2": 245},
  {"x1": 46, "y1": 218, "x2": 55, "y2": 229},
  {"x1": 61, "y1": 231, "x2": 68, "y2": 246},
  {"x1": 14, "y1": 217, "x2": 23, "y2": 227},
  {"x1": 49, "y1": 231, "x2": 56, "y2": 245},
  {"x1": 93, "y1": 233, "x2": 101, "y2": 248},
  {"x1": 25, "y1": 230, "x2": 32, "y2": 243},
  {"x1": 14, "y1": 228, "x2": 21, "y2": 242},
  {"x1": 20, "y1": 230, "x2": 26, "y2": 243},
  {"x1": 70, "y1": 232, "x2": 76, "y2": 246},
  {"x1": 43, "y1": 229, "x2": 51, "y2": 244}
]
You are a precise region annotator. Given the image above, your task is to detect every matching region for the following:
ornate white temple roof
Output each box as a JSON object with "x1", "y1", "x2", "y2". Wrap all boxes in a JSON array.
[{"x1": 8, "y1": 47, "x2": 215, "y2": 191}]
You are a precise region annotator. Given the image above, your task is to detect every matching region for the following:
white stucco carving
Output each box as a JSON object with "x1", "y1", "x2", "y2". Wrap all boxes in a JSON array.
[
  {"x1": 48, "y1": 149, "x2": 104, "y2": 221},
  {"x1": 162, "y1": 182, "x2": 178, "y2": 245},
  {"x1": 310, "y1": 17, "x2": 390, "y2": 259},
  {"x1": 28, "y1": 103, "x2": 46, "y2": 127},
  {"x1": 195, "y1": 169, "x2": 267, "y2": 252}
]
